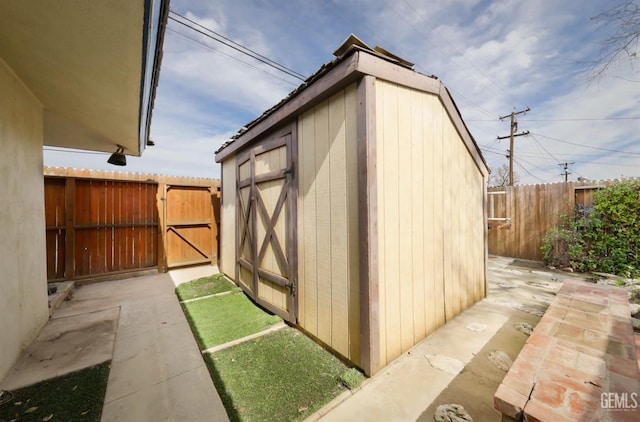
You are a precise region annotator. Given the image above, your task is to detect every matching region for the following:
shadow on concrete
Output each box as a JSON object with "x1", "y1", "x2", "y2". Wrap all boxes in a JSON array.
[{"x1": 417, "y1": 312, "x2": 540, "y2": 421}]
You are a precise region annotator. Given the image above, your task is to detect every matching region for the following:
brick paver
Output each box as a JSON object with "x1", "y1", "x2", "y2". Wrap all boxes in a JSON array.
[{"x1": 494, "y1": 280, "x2": 640, "y2": 421}]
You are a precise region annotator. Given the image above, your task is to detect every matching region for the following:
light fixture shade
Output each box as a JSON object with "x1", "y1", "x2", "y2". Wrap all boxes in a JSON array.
[{"x1": 107, "y1": 147, "x2": 126, "y2": 166}]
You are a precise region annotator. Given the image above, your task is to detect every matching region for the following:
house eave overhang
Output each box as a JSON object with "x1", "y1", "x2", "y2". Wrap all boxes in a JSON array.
[{"x1": 0, "y1": 0, "x2": 169, "y2": 157}]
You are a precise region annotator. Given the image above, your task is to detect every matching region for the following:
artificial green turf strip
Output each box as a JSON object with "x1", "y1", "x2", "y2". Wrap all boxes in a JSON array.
[
  {"x1": 0, "y1": 361, "x2": 110, "y2": 422},
  {"x1": 175, "y1": 274, "x2": 235, "y2": 301},
  {"x1": 204, "y1": 327, "x2": 353, "y2": 422},
  {"x1": 181, "y1": 291, "x2": 282, "y2": 350}
]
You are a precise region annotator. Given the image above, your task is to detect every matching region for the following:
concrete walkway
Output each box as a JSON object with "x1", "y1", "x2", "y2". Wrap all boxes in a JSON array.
[
  {"x1": 1, "y1": 266, "x2": 229, "y2": 422},
  {"x1": 1, "y1": 258, "x2": 596, "y2": 422},
  {"x1": 314, "y1": 257, "x2": 591, "y2": 422}
]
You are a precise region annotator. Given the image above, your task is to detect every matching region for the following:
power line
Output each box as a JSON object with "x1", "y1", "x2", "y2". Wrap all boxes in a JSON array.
[
  {"x1": 513, "y1": 157, "x2": 546, "y2": 182},
  {"x1": 397, "y1": 0, "x2": 510, "y2": 99},
  {"x1": 325, "y1": 0, "x2": 502, "y2": 120},
  {"x1": 530, "y1": 133, "x2": 562, "y2": 164},
  {"x1": 167, "y1": 28, "x2": 299, "y2": 87},
  {"x1": 532, "y1": 132, "x2": 640, "y2": 156},
  {"x1": 447, "y1": 87, "x2": 500, "y2": 120},
  {"x1": 168, "y1": 10, "x2": 307, "y2": 82},
  {"x1": 387, "y1": 0, "x2": 506, "y2": 99},
  {"x1": 522, "y1": 117, "x2": 640, "y2": 121},
  {"x1": 469, "y1": 117, "x2": 640, "y2": 122}
]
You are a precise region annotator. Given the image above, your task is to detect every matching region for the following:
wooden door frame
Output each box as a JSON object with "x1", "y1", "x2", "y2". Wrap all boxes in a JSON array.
[{"x1": 234, "y1": 124, "x2": 298, "y2": 322}]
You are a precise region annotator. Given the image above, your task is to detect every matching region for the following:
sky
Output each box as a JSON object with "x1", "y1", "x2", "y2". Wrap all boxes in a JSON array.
[{"x1": 43, "y1": 0, "x2": 640, "y2": 184}]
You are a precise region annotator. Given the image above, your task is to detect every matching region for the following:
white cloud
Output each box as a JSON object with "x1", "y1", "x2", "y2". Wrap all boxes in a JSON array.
[{"x1": 45, "y1": 0, "x2": 639, "y2": 184}]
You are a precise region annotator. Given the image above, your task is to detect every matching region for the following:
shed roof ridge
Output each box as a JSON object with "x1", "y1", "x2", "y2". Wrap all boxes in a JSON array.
[{"x1": 215, "y1": 35, "x2": 465, "y2": 160}]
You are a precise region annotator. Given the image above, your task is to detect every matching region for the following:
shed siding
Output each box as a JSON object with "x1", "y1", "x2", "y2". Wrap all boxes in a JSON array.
[
  {"x1": 297, "y1": 83, "x2": 360, "y2": 364},
  {"x1": 374, "y1": 79, "x2": 485, "y2": 368},
  {"x1": 220, "y1": 157, "x2": 236, "y2": 277}
]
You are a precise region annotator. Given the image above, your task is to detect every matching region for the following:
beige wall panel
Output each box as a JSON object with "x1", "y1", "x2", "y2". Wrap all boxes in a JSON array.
[
  {"x1": 452, "y1": 124, "x2": 465, "y2": 316},
  {"x1": 460, "y1": 140, "x2": 471, "y2": 312},
  {"x1": 238, "y1": 159, "x2": 250, "y2": 181},
  {"x1": 380, "y1": 80, "x2": 402, "y2": 362},
  {"x1": 299, "y1": 109, "x2": 318, "y2": 335},
  {"x1": 314, "y1": 99, "x2": 332, "y2": 342},
  {"x1": 396, "y1": 85, "x2": 415, "y2": 353},
  {"x1": 239, "y1": 266, "x2": 252, "y2": 292},
  {"x1": 431, "y1": 99, "x2": 446, "y2": 329},
  {"x1": 297, "y1": 84, "x2": 360, "y2": 362},
  {"x1": 375, "y1": 80, "x2": 485, "y2": 367},
  {"x1": 410, "y1": 89, "x2": 426, "y2": 343},
  {"x1": 422, "y1": 94, "x2": 437, "y2": 336},
  {"x1": 442, "y1": 117, "x2": 457, "y2": 321},
  {"x1": 466, "y1": 156, "x2": 479, "y2": 305},
  {"x1": 328, "y1": 94, "x2": 349, "y2": 356},
  {"x1": 0, "y1": 59, "x2": 48, "y2": 381},
  {"x1": 239, "y1": 186, "x2": 252, "y2": 261},
  {"x1": 459, "y1": 151, "x2": 470, "y2": 311},
  {"x1": 257, "y1": 179, "x2": 280, "y2": 275},
  {"x1": 345, "y1": 84, "x2": 360, "y2": 364},
  {"x1": 258, "y1": 278, "x2": 287, "y2": 311},
  {"x1": 375, "y1": 80, "x2": 387, "y2": 366},
  {"x1": 220, "y1": 159, "x2": 236, "y2": 276}
]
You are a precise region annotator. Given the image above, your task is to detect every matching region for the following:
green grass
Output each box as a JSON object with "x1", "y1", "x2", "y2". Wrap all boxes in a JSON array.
[
  {"x1": 175, "y1": 274, "x2": 235, "y2": 301},
  {"x1": 0, "y1": 361, "x2": 110, "y2": 422},
  {"x1": 181, "y1": 291, "x2": 282, "y2": 349},
  {"x1": 204, "y1": 327, "x2": 357, "y2": 422}
]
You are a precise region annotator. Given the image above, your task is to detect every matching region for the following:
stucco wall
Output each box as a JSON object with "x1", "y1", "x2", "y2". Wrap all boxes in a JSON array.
[{"x1": 0, "y1": 57, "x2": 48, "y2": 381}]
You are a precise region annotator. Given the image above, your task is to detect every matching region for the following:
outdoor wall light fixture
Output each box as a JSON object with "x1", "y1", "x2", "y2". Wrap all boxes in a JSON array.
[{"x1": 107, "y1": 145, "x2": 127, "y2": 166}]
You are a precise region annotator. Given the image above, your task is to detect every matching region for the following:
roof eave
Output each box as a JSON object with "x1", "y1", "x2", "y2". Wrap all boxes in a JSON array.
[
  {"x1": 215, "y1": 48, "x2": 489, "y2": 178},
  {"x1": 138, "y1": 0, "x2": 170, "y2": 156}
]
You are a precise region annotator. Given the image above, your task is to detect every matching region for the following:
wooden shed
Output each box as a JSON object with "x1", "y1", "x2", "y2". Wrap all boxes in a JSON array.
[{"x1": 214, "y1": 35, "x2": 489, "y2": 376}]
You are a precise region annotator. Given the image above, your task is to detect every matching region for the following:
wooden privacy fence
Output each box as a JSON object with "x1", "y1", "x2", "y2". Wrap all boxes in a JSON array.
[
  {"x1": 44, "y1": 167, "x2": 220, "y2": 282},
  {"x1": 487, "y1": 179, "x2": 622, "y2": 261}
]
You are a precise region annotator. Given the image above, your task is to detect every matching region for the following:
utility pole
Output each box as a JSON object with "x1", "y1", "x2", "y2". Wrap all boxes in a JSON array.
[
  {"x1": 498, "y1": 107, "x2": 530, "y2": 186},
  {"x1": 559, "y1": 162, "x2": 574, "y2": 182}
]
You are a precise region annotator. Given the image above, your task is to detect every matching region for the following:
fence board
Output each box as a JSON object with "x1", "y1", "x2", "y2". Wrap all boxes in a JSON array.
[
  {"x1": 44, "y1": 178, "x2": 66, "y2": 280},
  {"x1": 44, "y1": 167, "x2": 220, "y2": 281},
  {"x1": 487, "y1": 179, "x2": 626, "y2": 261}
]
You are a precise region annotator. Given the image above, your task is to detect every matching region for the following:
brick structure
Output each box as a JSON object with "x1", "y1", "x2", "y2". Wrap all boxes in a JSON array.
[{"x1": 495, "y1": 280, "x2": 640, "y2": 421}]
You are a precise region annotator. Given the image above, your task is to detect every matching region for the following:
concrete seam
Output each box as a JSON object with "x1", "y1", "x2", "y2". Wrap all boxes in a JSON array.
[{"x1": 201, "y1": 322, "x2": 287, "y2": 355}]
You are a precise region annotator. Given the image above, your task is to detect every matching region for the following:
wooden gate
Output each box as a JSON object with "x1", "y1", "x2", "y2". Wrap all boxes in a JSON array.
[
  {"x1": 44, "y1": 167, "x2": 220, "y2": 281},
  {"x1": 236, "y1": 127, "x2": 297, "y2": 322},
  {"x1": 44, "y1": 176, "x2": 159, "y2": 281},
  {"x1": 162, "y1": 185, "x2": 218, "y2": 268}
]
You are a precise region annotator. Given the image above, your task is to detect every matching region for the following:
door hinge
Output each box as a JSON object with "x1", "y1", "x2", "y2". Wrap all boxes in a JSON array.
[{"x1": 287, "y1": 279, "x2": 297, "y2": 297}]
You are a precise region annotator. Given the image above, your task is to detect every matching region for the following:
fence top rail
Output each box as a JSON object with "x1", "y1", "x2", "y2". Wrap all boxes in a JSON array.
[
  {"x1": 487, "y1": 177, "x2": 639, "y2": 192},
  {"x1": 44, "y1": 166, "x2": 220, "y2": 188}
]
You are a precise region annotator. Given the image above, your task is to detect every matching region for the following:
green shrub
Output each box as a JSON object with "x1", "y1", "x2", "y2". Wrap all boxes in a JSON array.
[
  {"x1": 541, "y1": 180, "x2": 640, "y2": 278},
  {"x1": 582, "y1": 180, "x2": 640, "y2": 277},
  {"x1": 540, "y1": 213, "x2": 585, "y2": 270}
]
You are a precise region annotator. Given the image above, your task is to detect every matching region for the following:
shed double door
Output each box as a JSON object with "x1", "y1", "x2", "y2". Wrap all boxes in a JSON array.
[{"x1": 236, "y1": 127, "x2": 297, "y2": 322}]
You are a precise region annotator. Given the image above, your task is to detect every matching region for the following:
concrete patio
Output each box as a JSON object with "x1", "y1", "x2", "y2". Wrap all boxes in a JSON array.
[
  {"x1": 1, "y1": 257, "x2": 619, "y2": 421},
  {"x1": 0, "y1": 265, "x2": 229, "y2": 422}
]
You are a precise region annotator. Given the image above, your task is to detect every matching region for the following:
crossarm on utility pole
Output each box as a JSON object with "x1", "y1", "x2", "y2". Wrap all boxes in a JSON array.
[{"x1": 498, "y1": 107, "x2": 530, "y2": 186}]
